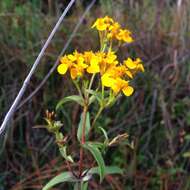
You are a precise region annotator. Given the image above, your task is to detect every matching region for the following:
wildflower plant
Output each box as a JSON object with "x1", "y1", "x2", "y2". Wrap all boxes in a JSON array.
[{"x1": 42, "y1": 16, "x2": 144, "y2": 190}]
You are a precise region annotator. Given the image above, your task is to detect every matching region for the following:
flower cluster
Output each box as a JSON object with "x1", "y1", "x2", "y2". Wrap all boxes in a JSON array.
[
  {"x1": 57, "y1": 16, "x2": 144, "y2": 97},
  {"x1": 92, "y1": 16, "x2": 133, "y2": 44},
  {"x1": 57, "y1": 50, "x2": 144, "y2": 96}
]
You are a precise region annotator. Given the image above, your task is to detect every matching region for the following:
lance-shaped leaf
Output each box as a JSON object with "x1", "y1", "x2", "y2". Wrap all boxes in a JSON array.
[
  {"x1": 98, "y1": 126, "x2": 109, "y2": 144},
  {"x1": 42, "y1": 172, "x2": 76, "y2": 190},
  {"x1": 56, "y1": 95, "x2": 84, "y2": 110},
  {"x1": 83, "y1": 142, "x2": 105, "y2": 182},
  {"x1": 74, "y1": 182, "x2": 88, "y2": 190},
  {"x1": 88, "y1": 166, "x2": 123, "y2": 176},
  {"x1": 77, "y1": 112, "x2": 91, "y2": 142},
  {"x1": 59, "y1": 146, "x2": 74, "y2": 163},
  {"x1": 85, "y1": 89, "x2": 102, "y2": 103}
]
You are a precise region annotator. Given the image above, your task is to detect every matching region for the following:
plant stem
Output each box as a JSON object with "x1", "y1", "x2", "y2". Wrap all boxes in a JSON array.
[
  {"x1": 92, "y1": 106, "x2": 103, "y2": 128},
  {"x1": 88, "y1": 74, "x2": 96, "y2": 93},
  {"x1": 73, "y1": 80, "x2": 84, "y2": 98},
  {"x1": 78, "y1": 73, "x2": 96, "y2": 178},
  {"x1": 79, "y1": 104, "x2": 88, "y2": 177}
]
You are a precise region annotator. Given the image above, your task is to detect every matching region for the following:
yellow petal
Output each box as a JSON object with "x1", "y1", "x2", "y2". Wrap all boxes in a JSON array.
[
  {"x1": 123, "y1": 35, "x2": 134, "y2": 43},
  {"x1": 70, "y1": 68, "x2": 78, "y2": 79},
  {"x1": 122, "y1": 86, "x2": 134, "y2": 96},
  {"x1": 90, "y1": 57, "x2": 99, "y2": 65},
  {"x1": 137, "y1": 64, "x2": 145, "y2": 72},
  {"x1": 101, "y1": 74, "x2": 115, "y2": 87},
  {"x1": 126, "y1": 70, "x2": 133, "y2": 78},
  {"x1": 111, "y1": 84, "x2": 121, "y2": 94},
  {"x1": 77, "y1": 56, "x2": 85, "y2": 65},
  {"x1": 87, "y1": 65, "x2": 100, "y2": 74},
  {"x1": 92, "y1": 19, "x2": 107, "y2": 31},
  {"x1": 57, "y1": 64, "x2": 68, "y2": 75},
  {"x1": 68, "y1": 54, "x2": 76, "y2": 61},
  {"x1": 125, "y1": 58, "x2": 137, "y2": 69},
  {"x1": 60, "y1": 56, "x2": 68, "y2": 64}
]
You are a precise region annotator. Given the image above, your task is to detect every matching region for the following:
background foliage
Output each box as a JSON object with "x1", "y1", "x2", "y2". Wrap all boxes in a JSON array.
[{"x1": 0, "y1": 0, "x2": 190, "y2": 189}]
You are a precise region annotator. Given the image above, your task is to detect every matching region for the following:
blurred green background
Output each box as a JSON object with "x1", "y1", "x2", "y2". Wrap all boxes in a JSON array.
[{"x1": 0, "y1": 0, "x2": 190, "y2": 189}]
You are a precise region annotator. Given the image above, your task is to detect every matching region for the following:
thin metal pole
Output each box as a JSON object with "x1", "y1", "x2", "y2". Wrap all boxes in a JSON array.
[{"x1": 0, "y1": 0, "x2": 76, "y2": 134}]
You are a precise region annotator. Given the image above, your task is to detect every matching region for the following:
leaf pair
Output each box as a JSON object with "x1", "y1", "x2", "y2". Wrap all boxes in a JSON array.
[{"x1": 42, "y1": 166, "x2": 123, "y2": 190}]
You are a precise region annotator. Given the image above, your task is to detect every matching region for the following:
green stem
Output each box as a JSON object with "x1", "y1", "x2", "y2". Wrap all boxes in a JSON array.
[
  {"x1": 79, "y1": 104, "x2": 88, "y2": 177},
  {"x1": 92, "y1": 106, "x2": 103, "y2": 128},
  {"x1": 108, "y1": 39, "x2": 113, "y2": 52},
  {"x1": 73, "y1": 80, "x2": 83, "y2": 98},
  {"x1": 101, "y1": 84, "x2": 105, "y2": 100},
  {"x1": 88, "y1": 74, "x2": 96, "y2": 93},
  {"x1": 99, "y1": 31, "x2": 103, "y2": 50}
]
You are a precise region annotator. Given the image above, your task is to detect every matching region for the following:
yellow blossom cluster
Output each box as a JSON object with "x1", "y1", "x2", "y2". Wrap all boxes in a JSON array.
[
  {"x1": 92, "y1": 16, "x2": 133, "y2": 43},
  {"x1": 57, "y1": 50, "x2": 144, "y2": 96}
]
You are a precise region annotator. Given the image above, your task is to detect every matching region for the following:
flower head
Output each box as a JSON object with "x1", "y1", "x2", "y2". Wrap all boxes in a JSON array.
[
  {"x1": 92, "y1": 16, "x2": 134, "y2": 44},
  {"x1": 57, "y1": 16, "x2": 144, "y2": 98},
  {"x1": 92, "y1": 16, "x2": 114, "y2": 31}
]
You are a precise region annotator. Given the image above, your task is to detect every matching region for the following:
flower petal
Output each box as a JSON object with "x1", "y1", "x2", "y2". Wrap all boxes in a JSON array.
[
  {"x1": 70, "y1": 68, "x2": 78, "y2": 79},
  {"x1": 101, "y1": 74, "x2": 115, "y2": 87},
  {"x1": 57, "y1": 64, "x2": 68, "y2": 75},
  {"x1": 124, "y1": 58, "x2": 137, "y2": 69},
  {"x1": 122, "y1": 85, "x2": 134, "y2": 96}
]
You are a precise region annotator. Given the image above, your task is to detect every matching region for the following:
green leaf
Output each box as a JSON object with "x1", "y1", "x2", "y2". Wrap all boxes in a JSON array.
[
  {"x1": 85, "y1": 89, "x2": 102, "y2": 103},
  {"x1": 89, "y1": 95, "x2": 96, "y2": 105},
  {"x1": 81, "y1": 182, "x2": 88, "y2": 190},
  {"x1": 83, "y1": 142, "x2": 105, "y2": 182},
  {"x1": 74, "y1": 182, "x2": 88, "y2": 190},
  {"x1": 42, "y1": 172, "x2": 75, "y2": 190},
  {"x1": 77, "y1": 112, "x2": 91, "y2": 142},
  {"x1": 56, "y1": 95, "x2": 84, "y2": 110},
  {"x1": 88, "y1": 166, "x2": 123, "y2": 176},
  {"x1": 59, "y1": 146, "x2": 74, "y2": 163},
  {"x1": 88, "y1": 142, "x2": 104, "y2": 149},
  {"x1": 98, "y1": 127, "x2": 109, "y2": 144}
]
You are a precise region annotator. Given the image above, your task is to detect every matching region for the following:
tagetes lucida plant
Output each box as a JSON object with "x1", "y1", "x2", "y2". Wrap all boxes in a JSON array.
[{"x1": 42, "y1": 16, "x2": 144, "y2": 190}]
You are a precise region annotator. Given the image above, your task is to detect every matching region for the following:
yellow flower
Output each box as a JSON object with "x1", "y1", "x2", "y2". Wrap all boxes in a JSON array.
[
  {"x1": 125, "y1": 69, "x2": 133, "y2": 79},
  {"x1": 70, "y1": 63, "x2": 86, "y2": 80},
  {"x1": 103, "y1": 16, "x2": 114, "y2": 24},
  {"x1": 92, "y1": 16, "x2": 114, "y2": 31},
  {"x1": 57, "y1": 56, "x2": 72, "y2": 75},
  {"x1": 107, "y1": 22, "x2": 121, "y2": 39},
  {"x1": 58, "y1": 51, "x2": 89, "y2": 79},
  {"x1": 124, "y1": 58, "x2": 144, "y2": 72},
  {"x1": 70, "y1": 67, "x2": 78, "y2": 79},
  {"x1": 101, "y1": 73, "x2": 116, "y2": 87},
  {"x1": 57, "y1": 63, "x2": 68, "y2": 75},
  {"x1": 92, "y1": 18, "x2": 108, "y2": 31},
  {"x1": 115, "y1": 65, "x2": 133, "y2": 79},
  {"x1": 135, "y1": 58, "x2": 145, "y2": 72},
  {"x1": 122, "y1": 85, "x2": 134, "y2": 96},
  {"x1": 124, "y1": 58, "x2": 136, "y2": 69},
  {"x1": 57, "y1": 16, "x2": 144, "y2": 99},
  {"x1": 104, "y1": 51, "x2": 118, "y2": 64},
  {"x1": 87, "y1": 55, "x2": 101, "y2": 74},
  {"x1": 101, "y1": 75, "x2": 134, "y2": 96},
  {"x1": 68, "y1": 54, "x2": 76, "y2": 62},
  {"x1": 84, "y1": 51, "x2": 94, "y2": 63},
  {"x1": 70, "y1": 54, "x2": 88, "y2": 79},
  {"x1": 111, "y1": 78, "x2": 134, "y2": 96},
  {"x1": 116, "y1": 29, "x2": 133, "y2": 43}
]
